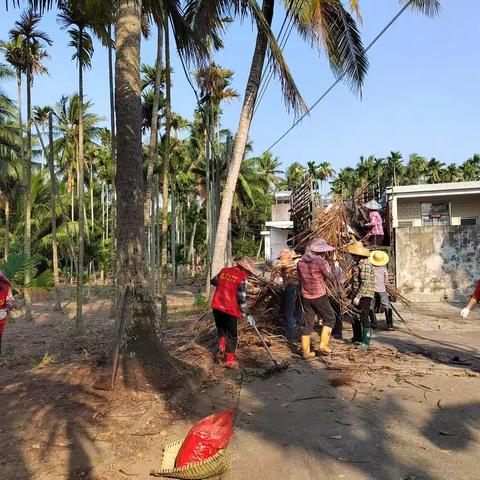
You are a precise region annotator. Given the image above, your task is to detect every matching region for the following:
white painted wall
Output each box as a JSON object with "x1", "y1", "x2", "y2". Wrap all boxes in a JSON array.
[{"x1": 270, "y1": 228, "x2": 291, "y2": 262}]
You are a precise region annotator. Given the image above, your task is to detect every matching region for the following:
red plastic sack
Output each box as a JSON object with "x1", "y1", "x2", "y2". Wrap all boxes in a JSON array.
[{"x1": 175, "y1": 408, "x2": 236, "y2": 467}]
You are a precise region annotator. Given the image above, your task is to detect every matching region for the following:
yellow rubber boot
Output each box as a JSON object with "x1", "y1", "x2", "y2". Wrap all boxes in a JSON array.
[
  {"x1": 319, "y1": 326, "x2": 333, "y2": 355},
  {"x1": 301, "y1": 335, "x2": 315, "y2": 360}
]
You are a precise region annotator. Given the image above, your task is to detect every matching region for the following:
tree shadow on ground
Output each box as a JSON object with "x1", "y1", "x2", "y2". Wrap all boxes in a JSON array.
[
  {"x1": 0, "y1": 367, "x2": 106, "y2": 480},
  {"x1": 225, "y1": 359, "x2": 480, "y2": 480},
  {"x1": 376, "y1": 330, "x2": 480, "y2": 373}
]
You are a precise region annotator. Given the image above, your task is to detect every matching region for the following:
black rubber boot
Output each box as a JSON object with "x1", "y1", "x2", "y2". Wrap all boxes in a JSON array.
[{"x1": 386, "y1": 309, "x2": 394, "y2": 330}]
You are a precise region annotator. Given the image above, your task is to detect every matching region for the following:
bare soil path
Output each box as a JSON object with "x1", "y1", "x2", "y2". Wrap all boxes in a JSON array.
[{"x1": 1, "y1": 290, "x2": 479, "y2": 480}]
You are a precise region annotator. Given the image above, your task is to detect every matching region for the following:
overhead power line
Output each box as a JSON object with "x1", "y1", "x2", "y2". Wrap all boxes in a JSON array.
[{"x1": 261, "y1": 0, "x2": 415, "y2": 155}]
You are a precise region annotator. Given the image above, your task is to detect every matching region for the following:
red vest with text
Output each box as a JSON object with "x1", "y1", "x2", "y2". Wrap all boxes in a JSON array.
[
  {"x1": 0, "y1": 280, "x2": 10, "y2": 335},
  {"x1": 211, "y1": 266, "x2": 247, "y2": 318}
]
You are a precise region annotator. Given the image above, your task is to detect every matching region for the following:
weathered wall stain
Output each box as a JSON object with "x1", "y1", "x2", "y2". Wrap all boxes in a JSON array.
[{"x1": 395, "y1": 226, "x2": 480, "y2": 302}]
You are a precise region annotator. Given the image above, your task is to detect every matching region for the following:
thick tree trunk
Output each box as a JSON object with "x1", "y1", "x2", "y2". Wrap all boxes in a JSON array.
[
  {"x1": 114, "y1": 0, "x2": 180, "y2": 387},
  {"x1": 76, "y1": 29, "x2": 85, "y2": 333},
  {"x1": 210, "y1": 0, "x2": 274, "y2": 277},
  {"x1": 48, "y1": 112, "x2": 61, "y2": 310},
  {"x1": 159, "y1": 21, "x2": 172, "y2": 328},
  {"x1": 24, "y1": 67, "x2": 33, "y2": 321},
  {"x1": 115, "y1": 0, "x2": 148, "y2": 293},
  {"x1": 4, "y1": 201, "x2": 9, "y2": 260}
]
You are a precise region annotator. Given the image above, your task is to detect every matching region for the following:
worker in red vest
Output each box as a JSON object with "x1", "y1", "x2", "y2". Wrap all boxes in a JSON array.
[
  {"x1": 0, "y1": 272, "x2": 14, "y2": 354},
  {"x1": 210, "y1": 257, "x2": 256, "y2": 369}
]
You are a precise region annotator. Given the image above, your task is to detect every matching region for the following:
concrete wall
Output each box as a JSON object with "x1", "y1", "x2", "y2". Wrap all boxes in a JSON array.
[
  {"x1": 271, "y1": 204, "x2": 291, "y2": 222},
  {"x1": 270, "y1": 228, "x2": 291, "y2": 263},
  {"x1": 395, "y1": 225, "x2": 480, "y2": 302},
  {"x1": 397, "y1": 194, "x2": 480, "y2": 227}
]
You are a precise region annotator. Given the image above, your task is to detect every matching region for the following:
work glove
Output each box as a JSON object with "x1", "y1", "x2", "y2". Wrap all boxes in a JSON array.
[
  {"x1": 246, "y1": 314, "x2": 254, "y2": 326},
  {"x1": 460, "y1": 308, "x2": 470, "y2": 319},
  {"x1": 353, "y1": 297, "x2": 360, "y2": 307},
  {"x1": 0, "y1": 309, "x2": 7, "y2": 320}
]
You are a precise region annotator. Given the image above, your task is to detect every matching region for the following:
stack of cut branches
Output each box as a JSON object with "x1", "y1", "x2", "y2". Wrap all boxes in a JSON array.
[{"x1": 386, "y1": 284, "x2": 411, "y2": 308}]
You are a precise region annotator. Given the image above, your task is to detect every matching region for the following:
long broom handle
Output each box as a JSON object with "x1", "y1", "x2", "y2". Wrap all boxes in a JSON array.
[{"x1": 247, "y1": 314, "x2": 280, "y2": 366}]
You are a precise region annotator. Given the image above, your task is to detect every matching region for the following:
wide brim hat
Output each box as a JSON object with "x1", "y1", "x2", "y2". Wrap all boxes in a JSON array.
[
  {"x1": 236, "y1": 257, "x2": 258, "y2": 276},
  {"x1": 278, "y1": 249, "x2": 301, "y2": 260},
  {"x1": 309, "y1": 238, "x2": 335, "y2": 253},
  {"x1": 364, "y1": 200, "x2": 382, "y2": 210},
  {"x1": 345, "y1": 241, "x2": 370, "y2": 257},
  {"x1": 370, "y1": 250, "x2": 389, "y2": 267}
]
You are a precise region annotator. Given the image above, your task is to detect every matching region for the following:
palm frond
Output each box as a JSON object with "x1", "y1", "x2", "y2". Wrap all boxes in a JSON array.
[
  {"x1": 247, "y1": 0, "x2": 307, "y2": 115},
  {"x1": 407, "y1": 0, "x2": 441, "y2": 17}
]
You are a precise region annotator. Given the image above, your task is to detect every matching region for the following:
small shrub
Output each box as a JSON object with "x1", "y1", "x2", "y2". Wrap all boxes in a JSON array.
[
  {"x1": 193, "y1": 294, "x2": 209, "y2": 311},
  {"x1": 30, "y1": 353, "x2": 55, "y2": 369}
]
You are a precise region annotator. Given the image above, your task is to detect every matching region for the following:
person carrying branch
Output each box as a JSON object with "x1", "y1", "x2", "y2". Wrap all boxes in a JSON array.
[
  {"x1": 270, "y1": 249, "x2": 302, "y2": 342},
  {"x1": 345, "y1": 241, "x2": 375, "y2": 348},
  {"x1": 364, "y1": 200, "x2": 384, "y2": 246},
  {"x1": 0, "y1": 272, "x2": 14, "y2": 355},
  {"x1": 460, "y1": 279, "x2": 480, "y2": 319},
  {"x1": 210, "y1": 257, "x2": 256, "y2": 369},
  {"x1": 369, "y1": 250, "x2": 394, "y2": 330},
  {"x1": 297, "y1": 238, "x2": 337, "y2": 359}
]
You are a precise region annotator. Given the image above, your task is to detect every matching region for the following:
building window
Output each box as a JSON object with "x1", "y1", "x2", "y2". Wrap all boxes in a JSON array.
[
  {"x1": 421, "y1": 202, "x2": 450, "y2": 226},
  {"x1": 461, "y1": 217, "x2": 477, "y2": 226}
]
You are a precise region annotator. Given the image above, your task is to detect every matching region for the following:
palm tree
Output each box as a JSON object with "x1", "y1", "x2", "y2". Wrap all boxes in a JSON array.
[
  {"x1": 306, "y1": 161, "x2": 319, "y2": 190},
  {"x1": 427, "y1": 157, "x2": 446, "y2": 183},
  {"x1": 444, "y1": 163, "x2": 460, "y2": 183},
  {"x1": 195, "y1": 62, "x2": 238, "y2": 295},
  {"x1": 197, "y1": 0, "x2": 369, "y2": 277},
  {"x1": 47, "y1": 109, "x2": 61, "y2": 310},
  {"x1": 317, "y1": 161, "x2": 335, "y2": 191},
  {"x1": 33, "y1": 105, "x2": 51, "y2": 168},
  {"x1": 404, "y1": 153, "x2": 428, "y2": 184},
  {"x1": 8, "y1": 9, "x2": 52, "y2": 321},
  {"x1": 282, "y1": 162, "x2": 306, "y2": 190},
  {"x1": 385, "y1": 151, "x2": 404, "y2": 186},
  {"x1": 255, "y1": 151, "x2": 283, "y2": 191},
  {"x1": 141, "y1": 28, "x2": 164, "y2": 296},
  {"x1": 460, "y1": 158, "x2": 479, "y2": 182}
]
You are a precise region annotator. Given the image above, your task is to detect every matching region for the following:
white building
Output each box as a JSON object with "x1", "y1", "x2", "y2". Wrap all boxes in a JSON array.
[
  {"x1": 389, "y1": 181, "x2": 480, "y2": 228},
  {"x1": 262, "y1": 192, "x2": 293, "y2": 262},
  {"x1": 387, "y1": 181, "x2": 480, "y2": 302}
]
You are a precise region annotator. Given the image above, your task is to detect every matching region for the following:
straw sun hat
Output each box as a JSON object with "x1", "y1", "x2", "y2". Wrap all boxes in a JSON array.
[
  {"x1": 370, "y1": 250, "x2": 389, "y2": 267},
  {"x1": 345, "y1": 241, "x2": 370, "y2": 257},
  {"x1": 235, "y1": 257, "x2": 258, "y2": 276}
]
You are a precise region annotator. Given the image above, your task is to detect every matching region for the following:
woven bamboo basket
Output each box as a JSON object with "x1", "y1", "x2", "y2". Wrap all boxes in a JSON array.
[{"x1": 150, "y1": 439, "x2": 231, "y2": 479}]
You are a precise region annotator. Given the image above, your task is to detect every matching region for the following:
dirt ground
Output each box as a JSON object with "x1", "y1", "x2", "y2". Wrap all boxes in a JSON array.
[{"x1": 1, "y1": 287, "x2": 479, "y2": 479}]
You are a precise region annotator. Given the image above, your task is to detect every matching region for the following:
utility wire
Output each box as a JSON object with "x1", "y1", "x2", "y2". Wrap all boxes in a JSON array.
[{"x1": 261, "y1": 0, "x2": 414, "y2": 154}]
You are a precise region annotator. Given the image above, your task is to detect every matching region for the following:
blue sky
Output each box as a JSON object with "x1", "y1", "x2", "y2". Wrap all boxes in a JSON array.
[{"x1": 1, "y1": 1, "x2": 479, "y2": 174}]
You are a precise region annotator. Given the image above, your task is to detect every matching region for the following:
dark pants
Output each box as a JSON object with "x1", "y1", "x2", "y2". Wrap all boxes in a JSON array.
[
  {"x1": 331, "y1": 301, "x2": 343, "y2": 339},
  {"x1": 284, "y1": 284, "x2": 303, "y2": 341},
  {"x1": 354, "y1": 297, "x2": 372, "y2": 326},
  {"x1": 302, "y1": 295, "x2": 336, "y2": 335},
  {"x1": 213, "y1": 309, "x2": 238, "y2": 354}
]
